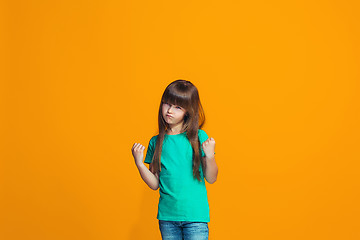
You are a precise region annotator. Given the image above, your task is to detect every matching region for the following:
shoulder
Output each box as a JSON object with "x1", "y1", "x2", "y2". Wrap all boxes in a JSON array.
[
  {"x1": 150, "y1": 135, "x2": 158, "y2": 143},
  {"x1": 149, "y1": 134, "x2": 159, "y2": 145},
  {"x1": 198, "y1": 129, "x2": 208, "y2": 136},
  {"x1": 146, "y1": 135, "x2": 158, "y2": 153},
  {"x1": 198, "y1": 129, "x2": 209, "y2": 142}
]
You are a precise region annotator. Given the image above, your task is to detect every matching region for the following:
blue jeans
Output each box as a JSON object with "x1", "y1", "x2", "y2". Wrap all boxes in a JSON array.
[{"x1": 158, "y1": 220, "x2": 209, "y2": 240}]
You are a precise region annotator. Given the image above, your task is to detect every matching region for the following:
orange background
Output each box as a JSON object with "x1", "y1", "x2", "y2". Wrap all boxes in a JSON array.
[{"x1": 1, "y1": 0, "x2": 360, "y2": 239}]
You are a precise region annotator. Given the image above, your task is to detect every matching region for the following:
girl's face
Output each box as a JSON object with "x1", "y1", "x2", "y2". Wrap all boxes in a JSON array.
[{"x1": 162, "y1": 102, "x2": 187, "y2": 128}]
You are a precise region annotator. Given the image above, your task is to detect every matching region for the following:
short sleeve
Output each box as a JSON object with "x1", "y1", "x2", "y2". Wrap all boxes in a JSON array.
[
  {"x1": 144, "y1": 136, "x2": 157, "y2": 164},
  {"x1": 198, "y1": 129, "x2": 209, "y2": 157}
]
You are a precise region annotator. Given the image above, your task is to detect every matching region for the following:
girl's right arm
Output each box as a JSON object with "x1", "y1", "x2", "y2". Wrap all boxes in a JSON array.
[{"x1": 131, "y1": 143, "x2": 159, "y2": 190}]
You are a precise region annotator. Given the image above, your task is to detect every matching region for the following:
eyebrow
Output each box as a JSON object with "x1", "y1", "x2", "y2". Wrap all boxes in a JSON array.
[{"x1": 165, "y1": 102, "x2": 182, "y2": 108}]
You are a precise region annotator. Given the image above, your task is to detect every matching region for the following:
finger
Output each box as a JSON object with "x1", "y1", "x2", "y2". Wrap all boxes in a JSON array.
[
  {"x1": 136, "y1": 144, "x2": 142, "y2": 151},
  {"x1": 132, "y1": 143, "x2": 137, "y2": 150},
  {"x1": 138, "y1": 144, "x2": 144, "y2": 151}
]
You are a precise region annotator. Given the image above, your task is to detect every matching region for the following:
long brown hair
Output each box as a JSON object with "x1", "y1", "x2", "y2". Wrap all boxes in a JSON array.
[{"x1": 151, "y1": 80, "x2": 206, "y2": 181}]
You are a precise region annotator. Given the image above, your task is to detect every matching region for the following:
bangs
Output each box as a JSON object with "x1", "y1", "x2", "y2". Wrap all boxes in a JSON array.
[{"x1": 162, "y1": 88, "x2": 191, "y2": 110}]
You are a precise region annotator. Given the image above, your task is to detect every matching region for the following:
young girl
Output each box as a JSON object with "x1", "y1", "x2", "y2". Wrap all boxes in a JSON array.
[{"x1": 131, "y1": 80, "x2": 218, "y2": 240}]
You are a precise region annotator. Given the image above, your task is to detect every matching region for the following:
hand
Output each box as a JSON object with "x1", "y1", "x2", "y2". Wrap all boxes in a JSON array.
[
  {"x1": 202, "y1": 137, "x2": 216, "y2": 158},
  {"x1": 132, "y1": 143, "x2": 145, "y2": 166}
]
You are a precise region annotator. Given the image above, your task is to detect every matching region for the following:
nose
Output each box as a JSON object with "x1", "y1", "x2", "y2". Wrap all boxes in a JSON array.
[{"x1": 167, "y1": 105, "x2": 173, "y2": 113}]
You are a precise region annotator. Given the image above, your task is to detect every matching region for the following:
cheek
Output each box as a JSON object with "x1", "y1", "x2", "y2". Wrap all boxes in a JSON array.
[
  {"x1": 180, "y1": 112, "x2": 186, "y2": 119},
  {"x1": 161, "y1": 105, "x2": 167, "y2": 114},
  {"x1": 161, "y1": 106, "x2": 170, "y2": 119}
]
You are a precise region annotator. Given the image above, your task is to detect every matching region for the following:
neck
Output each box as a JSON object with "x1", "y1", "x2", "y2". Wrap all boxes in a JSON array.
[{"x1": 166, "y1": 122, "x2": 184, "y2": 135}]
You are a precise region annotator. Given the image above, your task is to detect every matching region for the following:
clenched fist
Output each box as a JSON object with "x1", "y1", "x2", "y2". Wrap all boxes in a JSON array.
[
  {"x1": 132, "y1": 143, "x2": 145, "y2": 166},
  {"x1": 202, "y1": 137, "x2": 216, "y2": 158}
]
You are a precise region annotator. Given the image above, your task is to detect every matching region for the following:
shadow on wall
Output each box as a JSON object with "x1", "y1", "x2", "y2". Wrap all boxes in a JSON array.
[{"x1": 130, "y1": 186, "x2": 160, "y2": 239}]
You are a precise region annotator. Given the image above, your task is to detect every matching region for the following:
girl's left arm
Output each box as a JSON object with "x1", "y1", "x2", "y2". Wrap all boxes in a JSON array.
[{"x1": 202, "y1": 138, "x2": 218, "y2": 184}]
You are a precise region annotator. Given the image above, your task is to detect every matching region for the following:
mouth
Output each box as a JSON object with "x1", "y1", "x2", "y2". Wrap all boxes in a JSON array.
[{"x1": 166, "y1": 115, "x2": 173, "y2": 118}]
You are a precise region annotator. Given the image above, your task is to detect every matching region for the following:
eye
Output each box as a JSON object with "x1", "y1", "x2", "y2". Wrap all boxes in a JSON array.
[{"x1": 176, "y1": 106, "x2": 182, "y2": 109}]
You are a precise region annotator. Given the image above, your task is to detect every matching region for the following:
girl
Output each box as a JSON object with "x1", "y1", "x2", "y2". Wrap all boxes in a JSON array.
[{"x1": 131, "y1": 80, "x2": 218, "y2": 240}]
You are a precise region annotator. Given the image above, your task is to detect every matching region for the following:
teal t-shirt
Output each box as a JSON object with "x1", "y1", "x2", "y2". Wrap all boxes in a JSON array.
[{"x1": 144, "y1": 129, "x2": 210, "y2": 222}]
